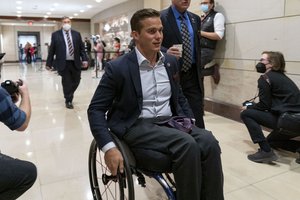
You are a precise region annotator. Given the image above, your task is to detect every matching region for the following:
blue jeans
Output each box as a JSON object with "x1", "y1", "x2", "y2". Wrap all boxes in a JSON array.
[{"x1": 0, "y1": 153, "x2": 37, "y2": 199}]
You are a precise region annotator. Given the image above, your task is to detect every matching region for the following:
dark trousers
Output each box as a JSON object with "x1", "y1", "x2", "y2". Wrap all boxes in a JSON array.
[
  {"x1": 180, "y1": 66, "x2": 205, "y2": 128},
  {"x1": 123, "y1": 118, "x2": 224, "y2": 200},
  {"x1": 241, "y1": 109, "x2": 300, "y2": 153},
  {"x1": 60, "y1": 61, "x2": 81, "y2": 103},
  {"x1": 267, "y1": 130, "x2": 300, "y2": 153},
  {"x1": 201, "y1": 48, "x2": 216, "y2": 77},
  {"x1": 0, "y1": 153, "x2": 37, "y2": 200},
  {"x1": 240, "y1": 109, "x2": 278, "y2": 143},
  {"x1": 26, "y1": 53, "x2": 32, "y2": 64}
]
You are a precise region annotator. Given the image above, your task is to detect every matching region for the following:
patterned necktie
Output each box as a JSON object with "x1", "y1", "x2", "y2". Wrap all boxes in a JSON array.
[
  {"x1": 180, "y1": 15, "x2": 192, "y2": 72},
  {"x1": 65, "y1": 31, "x2": 74, "y2": 56}
]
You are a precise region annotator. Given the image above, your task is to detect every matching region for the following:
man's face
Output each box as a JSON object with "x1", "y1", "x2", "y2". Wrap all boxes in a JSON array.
[
  {"x1": 200, "y1": 0, "x2": 213, "y2": 11},
  {"x1": 132, "y1": 17, "x2": 163, "y2": 54},
  {"x1": 172, "y1": 0, "x2": 191, "y2": 13},
  {"x1": 62, "y1": 18, "x2": 71, "y2": 27}
]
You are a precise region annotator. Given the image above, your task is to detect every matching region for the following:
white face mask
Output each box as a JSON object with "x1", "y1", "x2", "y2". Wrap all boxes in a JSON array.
[
  {"x1": 63, "y1": 24, "x2": 71, "y2": 31},
  {"x1": 200, "y1": 4, "x2": 209, "y2": 13}
]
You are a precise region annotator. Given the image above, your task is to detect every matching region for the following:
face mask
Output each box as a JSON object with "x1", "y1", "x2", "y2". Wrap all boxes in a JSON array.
[
  {"x1": 256, "y1": 62, "x2": 266, "y2": 73},
  {"x1": 200, "y1": 4, "x2": 209, "y2": 13},
  {"x1": 63, "y1": 24, "x2": 71, "y2": 31}
]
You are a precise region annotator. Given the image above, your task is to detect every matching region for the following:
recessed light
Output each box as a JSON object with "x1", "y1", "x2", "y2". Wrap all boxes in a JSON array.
[
  {"x1": 16, "y1": 6, "x2": 22, "y2": 10},
  {"x1": 53, "y1": 3, "x2": 59, "y2": 7},
  {"x1": 16, "y1": 1, "x2": 23, "y2": 4},
  {"x1": 17, "y1": 15, "x2": 22, "y2": 18},
  {"x1": 50, "y1": 8, "x2": 55, "y2": 11},
  {"x1": 74, "y1": 13, "x2": 78, "y2": 16},
  {"x1": 16, "y1": 11, "x2": 22, "y2": 14},
  {"x1": 86, "y1": 5, "x2": 92, "y2": 8},
  {"x1": 47, "y1": 12, "x2": 51, "y2": 15},
  {"x1": 80, "y1": 10, "x2": 85, "y2": 13},
  {"x1": 95, "y1": 0, "x2": 102, "y2": 2},
  {"x1": 44, "y1": 15, "x2": 49, "y2": 18}
]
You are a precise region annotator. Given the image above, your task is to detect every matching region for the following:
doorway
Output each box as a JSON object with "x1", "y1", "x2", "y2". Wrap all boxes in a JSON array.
[{"x1": 17, "y1": 32, "x2": 40, "y2": 62}]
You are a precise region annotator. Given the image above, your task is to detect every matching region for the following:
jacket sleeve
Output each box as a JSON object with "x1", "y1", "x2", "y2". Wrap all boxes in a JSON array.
[
  {"x1": 87, "y1": 62, "x2": 116, "y2": 149},
  {"x1": 46, "y1": 32, "x2": 56, "y2": 67},
  {"x1": 78, "y1": 33, "x2": 88, "y2": 62},
  {"x1": 177, "y1": 86, "x2": 194, "y2": 118},
  {"x1": 251, "y1": 77, "x2": 272, "y2": 111}
]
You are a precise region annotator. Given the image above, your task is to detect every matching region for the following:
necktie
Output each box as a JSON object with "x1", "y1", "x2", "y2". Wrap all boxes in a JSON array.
[
  {"x1": 65, "y1": 31, "x2": 74, "y2": 56},
  {"x1": 180, "y1": 15, "x2": 192, "y2": 72}
]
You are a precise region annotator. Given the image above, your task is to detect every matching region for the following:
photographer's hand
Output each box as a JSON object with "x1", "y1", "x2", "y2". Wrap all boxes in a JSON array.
[{"x1": 16, "y1": 80, "x2": 31, "y2": 131}]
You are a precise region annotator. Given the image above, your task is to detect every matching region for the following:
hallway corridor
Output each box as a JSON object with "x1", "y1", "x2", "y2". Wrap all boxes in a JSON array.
[{"x1": 0, "y1": 62, "x2": 299, "y2": 200}]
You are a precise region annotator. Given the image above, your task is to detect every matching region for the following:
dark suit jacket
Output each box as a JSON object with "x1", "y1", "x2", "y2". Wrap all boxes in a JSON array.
[
  {"x1": 88, "y1": 50, "x2": 193, "y2": 149},
  {"x1": 46, "y1": 29, "x2": 87, "y2": 72},
  {"x1": 160, "y1": 6, "x2": 203, "y2": 87}
]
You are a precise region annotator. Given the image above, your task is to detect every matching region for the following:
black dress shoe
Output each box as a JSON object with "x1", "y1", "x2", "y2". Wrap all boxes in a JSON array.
[
  {"x1": 213, "y1": 64, "x2": 220, "y2": 84},
  {"x1": 65, "y1": 102, "x2": 74, "y2": 109}
]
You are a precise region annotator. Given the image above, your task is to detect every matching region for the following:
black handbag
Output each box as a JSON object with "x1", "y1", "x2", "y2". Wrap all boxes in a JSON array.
[{"x1": 277, "y1": 112, "x2": 300, "y2": 132}]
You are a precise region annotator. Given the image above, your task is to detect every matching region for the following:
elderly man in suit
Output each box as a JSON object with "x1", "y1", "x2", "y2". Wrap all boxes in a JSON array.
[
  {"x1": 46, "y1": 16, "x2": 88, "y2": 109},
  {"x1": 160, "y1": 0, "x2": 205, "y2": 128},
  {"x1": 88, "y1": 8, "x2": 224, "y2": 200}
]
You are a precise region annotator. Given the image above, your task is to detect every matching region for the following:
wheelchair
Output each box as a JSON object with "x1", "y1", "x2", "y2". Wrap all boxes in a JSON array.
[{"x1": 88, "y1": 132, "x2": 177, "y2": 200}]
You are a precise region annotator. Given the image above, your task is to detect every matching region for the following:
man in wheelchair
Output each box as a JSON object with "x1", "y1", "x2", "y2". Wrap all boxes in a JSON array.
[{"x1": 88, "y1": 8, "x2": 224, "y2": 200}]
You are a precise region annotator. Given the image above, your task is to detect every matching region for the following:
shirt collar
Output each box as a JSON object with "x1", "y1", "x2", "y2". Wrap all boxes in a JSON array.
[
  {"x1": 171, "y1": 5, "x2": 188, "y2": 20},
  {"x1": 135, "y1": 47, "x2": 165, "y2": 68}
]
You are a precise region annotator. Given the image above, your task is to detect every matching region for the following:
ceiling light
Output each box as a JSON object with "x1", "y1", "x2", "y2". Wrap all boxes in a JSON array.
[
  {"x1": 16, "y1": 6, "x2": 22, "y2": 10},
  {"x1": 86, "y1": 5, "x2": 92, "y2": 8},
  {"x1": 50, "y1": 8, "x2": 55, "y2": 11},
  {"x1": 74, "y1": 13, "x2": 78, "y2": 16},
  {"x1": 44, "y1": 15, "x2": 49, "y2": 18},
  {"x1": 80, "y1": 10, "x2": 85, "y2": 13},
  {"x1": 17, "y1": 15, "x2": 22, "y2": 18},
  {"x1": 16, "y1": 1, "x2": 23, "y2": 4},
  {"x1": 96, "y1": 0, "x2": 103, "y2": 2},
  {"x1": 16, "y1": 11, "x2": 22, "y2": 14},
  {"x1": 53, "y1": 3, "x2": 59, "y2": 7},
  {"x1": 47, "y1": 12, "x2": 51, "y2": 15}
]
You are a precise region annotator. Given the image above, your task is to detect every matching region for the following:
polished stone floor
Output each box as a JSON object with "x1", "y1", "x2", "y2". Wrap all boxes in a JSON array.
[{"x1": 0, "y1": 62, "x2": 299, "y2": 200}]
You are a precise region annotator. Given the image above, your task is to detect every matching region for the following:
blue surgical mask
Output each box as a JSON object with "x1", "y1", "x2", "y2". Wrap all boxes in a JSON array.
[{"x1": 200, "y1": 4, "x2": 209, "y2": 13}]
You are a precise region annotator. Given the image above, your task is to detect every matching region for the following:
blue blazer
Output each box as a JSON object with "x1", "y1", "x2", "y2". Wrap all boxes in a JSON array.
[
  {"x1": 160, "y1": 6, "x2": 203, "y2": 88},
  {"x1": 88, "y1": 50, "x2": 193, "y2": 149},
  {"x1": 46, "y1": 29, "x2": 87, "y2": 71}
]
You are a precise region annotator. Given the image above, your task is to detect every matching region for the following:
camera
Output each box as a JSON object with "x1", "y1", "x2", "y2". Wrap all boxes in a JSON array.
[
  {"x1": 1, "y1": 79, "x2": 23, "y2": 102},
  {"x1": 242, "y1": 100, "x2": 254, "y2": 107}
]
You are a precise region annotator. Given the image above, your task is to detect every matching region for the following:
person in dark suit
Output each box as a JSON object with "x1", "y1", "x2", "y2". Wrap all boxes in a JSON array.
[
  {"x1": 88, "y1": 8, "x2": 224, "y2": 200},
  {"x1": 46, "y1": 16, "x2": 88, "y2": 109},
  {"x1": 160, "y1": 0, "x2": 205, "y2": 128}
]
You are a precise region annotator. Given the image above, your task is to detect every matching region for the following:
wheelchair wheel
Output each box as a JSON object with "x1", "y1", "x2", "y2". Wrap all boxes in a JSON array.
[{"x1": 88, "y1": 139, "x2": 135, "y2": 200}]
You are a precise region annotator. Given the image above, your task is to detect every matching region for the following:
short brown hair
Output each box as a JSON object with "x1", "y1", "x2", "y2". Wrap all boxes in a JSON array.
[
  {"x1": 62, "y1": 16, "x2": 71, "y2": 21},
  {"x1": 262, "y1": 51, "x2": 286, "y2": 73},
  {"x1": 130, "y1": 8, "x2": 160, "y2": 33}
]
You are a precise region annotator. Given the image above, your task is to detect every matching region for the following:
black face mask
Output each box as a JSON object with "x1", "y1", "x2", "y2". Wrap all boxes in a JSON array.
[{"x1": 256, "y1": 62, "x2": 266, "y2": 73}]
